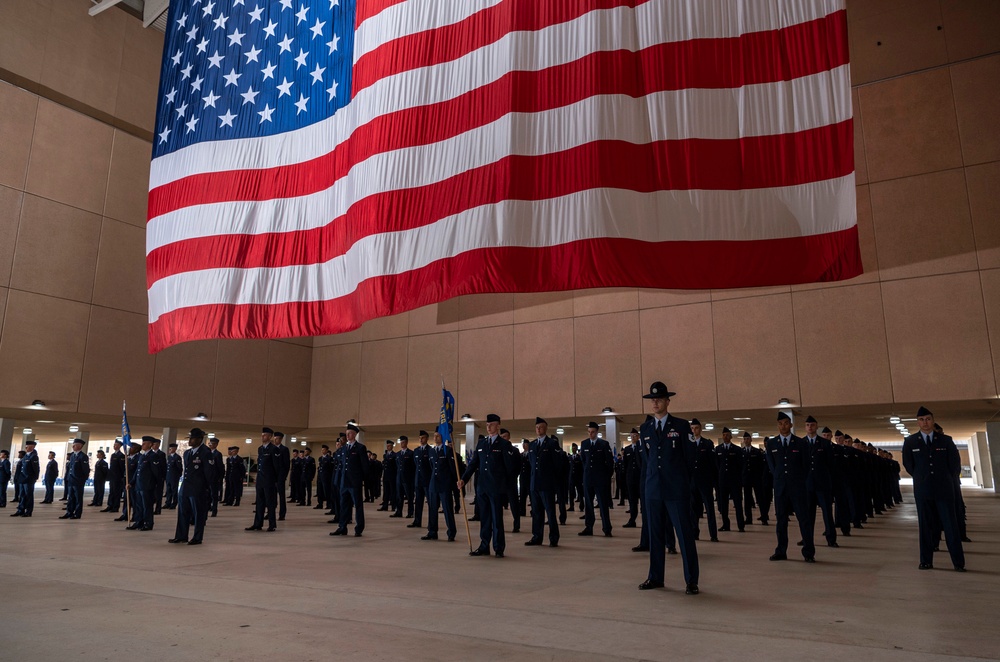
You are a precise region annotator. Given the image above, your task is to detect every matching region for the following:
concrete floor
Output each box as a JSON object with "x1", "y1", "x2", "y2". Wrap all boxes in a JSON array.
[{"x1": 1, "y1": 487, "x2": 998, "y2": 661}]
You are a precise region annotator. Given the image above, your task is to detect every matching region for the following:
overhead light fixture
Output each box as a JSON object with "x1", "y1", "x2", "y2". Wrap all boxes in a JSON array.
[
  {"x1": 460, "y1": 414, "x2": 473, "y2": 421},
  {"x1": 895, "y1": 423, "x2": 905, "y2": 429},
  {"x1": 300, "y1": 441, "x2": 307, "y2": 446},
  {"x1": 556, "y1": 428, "x2": 564, "y2": 435},
  {"x1": 290, "y1": 436, "x2": 297, "y2": 443},
  {"x1": 207, "y1": 433, "x2": 215, "y2": 439},
  {"x1": 751, "y1": 432, "x2": 760, "y2": 438},
  {"x1": 69, "y1": 425, "x2": 79, "y2": 433},
  {"x1": 731, "y1": 428, "x2": 741, "y2": 434},
  {"x1": 30, "y1": 400, "x2": 45, "y2": 408},
  {"x1": 601, "y1": 406, "x2": 614, "y2": 414},
  {"x1": 733, "y1": 417, "x2": 751, "y2": 421},
  {"x1": 777, "y1": 398, "x2": 790, "y2": 405},
  {"x1": 23, "y1": 428, "x2": 33, "y2": 435},
  {"x1": 195, "y1": 413, "x2": 208, "y2": 421},
  {"x1": 704, "y1": 423, "x2": 715, "y2": 431},
  {"x1": 597, "y1": 433, "x2": 603, "y2": 438},
  {"x1": 36, "y1": 420, "x2": 55, "y2": 424},
  {"x1": 245, "y1": 438, "x2": 253, "y2": 444},
  {"x1": 889, "y1": 416, "x2": 901, "y2": 424}
]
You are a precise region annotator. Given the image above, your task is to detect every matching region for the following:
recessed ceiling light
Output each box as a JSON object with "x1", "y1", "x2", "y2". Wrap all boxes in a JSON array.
[
  {"x1": 733, "y1": 417, "x2": 751, "y2": 421},
  {"x1": 889, "y1": 416, "x2": 900, "y2": 424},
  {"x1": 23, "y1": 428, "x2": 33, "y2": 434},
  {"x1": 69, "y1": 425, "x2": 79, "y2": 432}
]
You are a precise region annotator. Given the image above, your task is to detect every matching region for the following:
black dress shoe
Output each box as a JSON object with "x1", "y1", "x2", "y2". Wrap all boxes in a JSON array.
[
  {"x1": 139, "y1": 526, "x2": 153, "y2": 531},
  {"x1": 828, "y1": 541, "x2": 840, "y2": 548},
  {"x1": 622, "y1": 522, "x2": 636, "y2": 528},
  {"x1": 685, "y1": 583, "x2": 699, "y2": 595},
  {"x1": 187, "y1": 540, "x2": 202, "y2": 545},
  {"x1": 469, "y1": 516, "x2": 480, "y2": 521},
  {"x1": 448, "y1": 536, "x2": 456, "y2": 541},
  {"x1": 919, "y1": 563, "x2": 933, "y2": 570},
  {"x1": 266, "y1": 526, "x2": 276, "y2": 532},
  {"x1": 710, "y1": 536, "x2": 719, "y2": 542},
  {"x1": 578, "y1": 529, "x2": 593, "y2": 536},
  {"x1": 10, "y1": 512, "x2": 22, "y2": 517},
  {"x1": 406, "y1": 523, "x2": 420, "y2": 528},
  {"x1": 278, "y1": 516, "x2": 285, "y2": 521},
  {"x1": 59, "y1": 514, "x2": 71, "y2": 520},
  {"x1": 804, "y1": 557, "x2": 816, "y2": 563},
  {"x1": 330, "y1": 529, "x2": 347, "y2": 536},
  {"x1": 376, "y1": 506, "x2": 388, "y2": 511},
  {"x1": 115, "y1": 516, "x2": 127, "y2": 521},
  {"x1": 245, "y1": 526, "x2": 262, "y2": 531},
  {"x1": 667, "y1": 548, "x2": 678, "y2": 555},
  {"x1": 100, "y1": 508, "x2": 112, "y2": 513},
  {"x1": 354, "y1": 532, "x2": 362, "y2": 537},
  {"x1": 719, "y1": 526, "x2": 730, "y2": 532},
  {"x1": 769, "y1": 553, "x2": 787, "y2": 561},
  {"x1": 738, "y1": 528, "x2": 745, "y2": 533},
  {"x1": 961, "y1": 536, "x2": 972, "y2": 543},
  {"x1": 512, "y1": 527, "x2": 519, "y2": 533},
  {"x1": 313, "y1": 505, "x2": 324, "y2": 509},
  {"x1": 421, "y1": 534, "x2": 438, "y2": 540},
  {"x1": 638, "y1": 580, "x2": 663, "y2": 590},
  {"x1": 843, "y1": 530, "x2": 851, "y2": 536},
  {"x1": 495, "y1": 551, "x2": 504, "y2": 558},
  {"x1": 168, "y1": 538, "x2": 187, "y2": 543},
  {"x1": 955, "y1": 566, "x2": 967, "y2": 572},
  {"x1": 469, "y1": 548, "x2": 489, "y2": 556},
  {"x1": 525, "y1": 539, "x2": 542, "y2": 546},
  {"x1": 632, "y1": 545, "x2": 649, "y2": 552},
  {"x1": 604, "y1": 532, "x2": 613, "y2": 537},
  {"x1": 796, "y1": 541, "x2": 804, "y2": 546},
  {"x1": 389, "y1": 513, "x2": 402, "y2": 518}
]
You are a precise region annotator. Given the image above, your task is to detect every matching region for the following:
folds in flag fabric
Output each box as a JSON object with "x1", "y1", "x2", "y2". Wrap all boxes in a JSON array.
[
  {"x1": 147, "y1": 0, "x2": 861, "y2": 352},
  {"x1": 121, "y1": 402, "x2": 133, "y2": 451},
  {"x1": 438, "y1": 387, "x2": 456, "y2": 444}
]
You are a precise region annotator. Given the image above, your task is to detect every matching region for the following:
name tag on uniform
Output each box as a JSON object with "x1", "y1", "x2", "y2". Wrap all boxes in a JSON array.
[
  {"x1": 791, "y1": 450, "x2": 799, "y2": 454},
  {"x1": 912, "y1": 448, "x2": 922, "y2": 453}
]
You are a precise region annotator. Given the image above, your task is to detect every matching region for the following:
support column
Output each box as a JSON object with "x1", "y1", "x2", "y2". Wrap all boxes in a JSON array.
[
  {"x1": 604, "y1": 415, "x2": 620, "y2": 453},
  {"x1": 0, "y1": 418, "x2": 14, "y2": 457},
  {"x1": 464, "y1": 420, "x2": 476, "y2": 461},
  {"x1": 985, "y1": 423, "x2": 1000, "y2": 495},
  {"x1": 162, "y1": 427, "x2": 178, "y2": 449},
  {"x1": 971, "y1": 431, "x2": 992, "y2": 489}
]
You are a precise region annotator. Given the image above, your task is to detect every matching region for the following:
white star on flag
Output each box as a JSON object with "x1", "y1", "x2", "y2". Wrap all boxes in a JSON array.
[
  {"x1": 310, "y1": 63, "x2": 326, "y2": 84},
  {"x1": 203, "y1": 90, "x2": 220, "y2": 108},
  {"x1": 258, "y1": 103, "x2": 275, "y2": 123},
  {"x1": 276, "y1": 77, "x2": 294, "y2": 97},
  {"x1": 294, "y1": 48, "x2": 309, "y2": 69},
  {"x1": 294, "y1": 93, "x2": 309, "y2": 114},
  {"x1": 241, "y1": 87, "x2": 260, "y2": 105},
  {"x1": 185, "y1": 115, "x2": 200, "y2": 133},
  {"x1": 310, "y1": 18, "x2": 326, "y2": 39},
  {"x1": 218, "y1": 109, "x2": 237, "y2": 128},
  {"x1": 245, "y1": 45, "x2": 262, "y2": 63},
  {"x1": 228, "y1": 28, "x2": 244, "y2": 46}
]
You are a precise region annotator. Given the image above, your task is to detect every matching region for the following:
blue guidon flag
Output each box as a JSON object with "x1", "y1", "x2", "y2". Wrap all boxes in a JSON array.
[
  {"x1": 438, "y1": 387, "x2": 455, "y2": 445},
  {"x1": 147, "y1": 0, "x2": 860, "y2": 352},
  {"x1": 121, "y1": 401, "x2": 133, "y2": 451}
]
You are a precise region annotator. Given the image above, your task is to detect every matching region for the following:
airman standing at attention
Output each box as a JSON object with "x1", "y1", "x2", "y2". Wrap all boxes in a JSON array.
[
  {"x1": 410, "y1": 431, "x2": 432, "y2": 528},
  {"x1": 459, "y1": 414, "x2": 518, "y2": 557},
  {"x1": 170, "y1": 428, "x2": 217, "y2": 545},
  {"x1": 0, "y1": 450, "x2": 11, "y2": 508},
  {"x1": 393, "y1": 436, "x2": 415, "y2": 520},
  {"x1": 767, "y1": 412, "x2": 815, "y2": 563},
  {"x1": 802, "y1": 416, "x2": 838, "y2": 548},
  {"x1": 715, "y1": 427, "x2": 745, "y2": 533},
  {"x1": 12, "y1": 441, "x2": 40, "y2": 517},
  {"x1": 150, "y1": 439, "x2": 167, "y2": 515},
  {"x1": 579, "y1": 421, "x2": 614, "y2": 537},
  {"x1": 498, "y1": 428, "x2": 522, "y2": 533},
  {"x1": 525, "y1": 417, "x2": 560, "y2": 548},
  {"x1": 61, "y1": 439, "x2": 90, "y2": 520},
  {"x1": 90, "y1": 449, "x2": 109, "y2": 508},
  {"x1": 299, "y1": 447, "x2": 315, "y2": 506},
  {"x1": 42, "y1": 451, "x2": 58, "y2": 504},
  {"x1": 330, "y1": 423, "x2": 369, "y2": 537},
  {"x1": 247, "y1": 427, "x2": 278, "y2": 532},
  {"x1": 689, "y1": 419, "x2": 718, "y2": 542},
  {"x1": 424, "y1": 431, "x2": 457, "y2": 542},
  {"x1": 637, "y1": 383, "x2": 699, "y2": 594},
  {"x1": 902, "y1": 407, "x2": 965, "y2": 572}
]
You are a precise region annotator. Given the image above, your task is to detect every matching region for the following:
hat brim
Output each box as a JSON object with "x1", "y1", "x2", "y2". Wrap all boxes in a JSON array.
[{"x1": 642, "y1": 391, "x2": 676, "y2": 399}]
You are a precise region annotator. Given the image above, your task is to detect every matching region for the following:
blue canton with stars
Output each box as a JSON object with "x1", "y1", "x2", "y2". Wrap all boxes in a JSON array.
[{"x1": 153, "y1": 0, "x2": 356, "y2": 158}]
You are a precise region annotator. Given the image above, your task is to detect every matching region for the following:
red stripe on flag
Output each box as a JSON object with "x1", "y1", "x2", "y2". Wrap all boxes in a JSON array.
[
  {"x1": 147, "y1": 227, "x2": 863, "y2": 352},
  {"x1": 353, "y1": 0, "x2": 652, "y2": 93},
  {"x1": 148, "y1": 14, "x2": 849, "y2": 220},
  {"x1": 146, "y1": 120, "x2": 854, "y2": 285},
  {"x1": 354, "y1": 8, "x2": 847, "y2": 94},
  {"x1": 355, "y1": 0, "x2": 408, "y2": 27}
]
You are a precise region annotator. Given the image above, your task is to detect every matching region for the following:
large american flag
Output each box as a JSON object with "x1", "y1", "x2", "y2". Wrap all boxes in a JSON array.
[{"x1": 147, "y1": 0, "x2": 860, "y2": 352}]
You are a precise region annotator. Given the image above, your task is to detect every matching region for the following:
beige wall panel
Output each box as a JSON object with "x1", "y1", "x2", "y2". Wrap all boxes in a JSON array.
[
  {"x1": 793, "y1": 184, "x2": 880, "y2": 292},
  {"x1": 359, "y1": 338, "x2": 408, "y2": 426},
  {"x1": 639, "y1": 304, "x2": 718, "y2": 412},
  {"x1": 712, "y1": 286, "x2": 790, "y2": 302},
  {"x1": 967, "y1": 162, "x2": 1000, "y2": 270},
  {"x1": 859, "y1": 68, "x2": 963, "y2": 183},
  {"x1": 150, "y1": 340, "x2": 219, "y2": 420},
  {"x1": 870, "y1": 169, "x2": 977, "y2": 281},
  {"x1": 852, "y1": 88, "x2": 868, "y2": 186},
  {"x1": 309, "y1": 343, "x2": 362, "y2": 428},
  {"x1": 115, "y1": 16, "x2": 163, "y2": 134},
  {"x1": 361, "y1": 311, "x2": 410, "y2": 341},
  {"x1": 457, "y1": 326, "x2": 513, "y2": 419},
  {"x1": 513, "y1": 318, "x2": 575, "y2": 419},
  {"x1": 713, "y1": 293, "x2": 801, "y2": 410},
  {"x1": 513, "y1": 291, "x2": 575, "y2": 324},
  {"x1": 573, "y1": 311, "x2": 641, "y2": 417},
  {"x1": 264, "y1": 341, "x2": 312, "y2": 428},
  {"x1": 78, "y1": 306, "x2": 154, "y2": 417},
  {"x1": 278, "y1": 336, "x2": 313, "y2": 348},
  {"x1": 638, "y1": 289, "x2": 712, "y2": 309},
  {"x1": 405, "y1": 332, "x2": 459, "y2": 424},
  {"x1": 980, "y1": 269, "x2": 1000, "y2": 392},
  {"x1": 792, "y1": 284, "x2": 893, "y2": 406},
  {"x1": 93, "y1": 218, "x2": 146, "y2": 314},
  {"x1": 881, "y1": 272, "x2": 996, "y2": 402},
  {"x1": 941, "y1": 0, "x2": 1000, "y2": 62},
  {"x1": 847, "y1": 0, "x2": 948, "y2": 85},
  {"x1": 0, "y1": 0, "x2": 50, "y2": 82},
  {"x1": 0, "y1": 289, "x2": 90, "y2": 411},
  {"x1": 0, "y1": 186, "x2": 23, "y2": 288},
  {"x1": 573, "y1": 288, "x2": 638, "y2": 317},
  {"x1": 212, "y1": 340, "x2": 269, "y2": 425},
  {"x1": 40, "y1": 0, "x2": 124, "y2": 116},
  {"x1": 24, "y1": 100, "x2": 114, "y2": 214},
  {"x1": 104, "y1": 131, "x2": 151, "y2": 227},
  {"x1": 10, "y1": 194, "x2": 101, "y2": 302},
  {"x1": 458, "y1": 293, "x2": 514, "y2": 330},
  {"x1": 313, "y1": 328, "x2": 363, "y2": 347},
  {"x1": 408, "y1": 301, "x2": 460, "y2": 336},
  {"x1": 0, "y1": 82, "x2": 38, "y2": 190},
  {"x1": 951, "y1": 55, "x2": 1000, "y2": 167}
]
